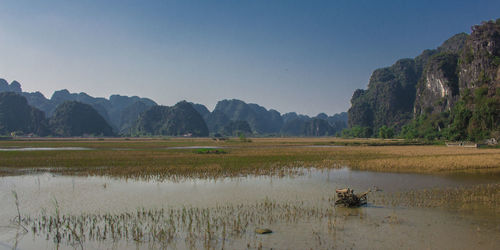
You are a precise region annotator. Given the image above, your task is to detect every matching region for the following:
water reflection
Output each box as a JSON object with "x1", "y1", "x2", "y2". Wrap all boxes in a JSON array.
[
  {"x1": 0, "y1": 147, "x2": 91, "y2": 151},
  {"x1": 0, "y1": 168, "x2": 499, "y2": 249}
]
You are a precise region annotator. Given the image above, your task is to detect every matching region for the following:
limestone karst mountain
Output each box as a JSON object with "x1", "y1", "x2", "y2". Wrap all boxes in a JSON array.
[{"x1": 348, "y1": 19, "x2": 500, "y2": 141}]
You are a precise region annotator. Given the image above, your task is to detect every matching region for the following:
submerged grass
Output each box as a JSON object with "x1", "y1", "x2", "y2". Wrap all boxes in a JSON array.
[
  {"x1": 19, "y1": 182, "x2": 500, "y2": 249},
  {"x1": 3, "y1": 138, "x2": 500, "y2": 249},
  {"x1": 22, "y1": 198, "x2": 343, "y2": 249},
  {"x1": 373, "y1": 183, "x2": 500, "y2": 212},
  {"x1": 0, "y1": 138, "x2": 499, "y2": 179}
]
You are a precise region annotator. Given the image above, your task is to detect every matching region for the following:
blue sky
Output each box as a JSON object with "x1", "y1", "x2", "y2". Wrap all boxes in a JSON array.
[{"x1": 1, "y1": 0, "x2": 499, "y2": 115}]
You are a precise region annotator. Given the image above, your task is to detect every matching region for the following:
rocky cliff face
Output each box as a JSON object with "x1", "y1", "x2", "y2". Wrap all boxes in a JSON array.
[
  {"x1": 415, "y1": 23, "x2": 499, "y2": 118},
  {"x1": 414, "y1": 53, "x2": 459, "y2": 115},
  {"x1": 414, "y1": 33, "x2": 466, "y2": 116},
  {"x1": 459, "y1": 20, "x2": 500, "y2": 90},
  {"x1": 348, "y1": 57, "x2": 422, "y2": 133},
  {"x1": 348, "y1": 19, "x2": 500, "y2": 140}
]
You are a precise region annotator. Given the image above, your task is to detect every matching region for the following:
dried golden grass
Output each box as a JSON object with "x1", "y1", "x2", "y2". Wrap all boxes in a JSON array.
[
  {"x1": 336, "y1": 146, "x2": 500, "y2": 173},
  {"x1": 373, "y1": 183, "x2": 500, "y2": 212},
  {"x1": 0, "y1": 139, "x2": 499, "y2": 178}
]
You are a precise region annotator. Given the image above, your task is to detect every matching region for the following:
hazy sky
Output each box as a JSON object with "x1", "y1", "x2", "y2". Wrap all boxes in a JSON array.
[{"x1": 1, "y1": 0, "x2": 499, "y2": 116}]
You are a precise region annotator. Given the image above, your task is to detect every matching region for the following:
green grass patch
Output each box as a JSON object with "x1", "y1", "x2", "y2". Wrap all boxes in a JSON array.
[{"x1": 193, "y1": 148, "x2": 227, "y2": 154}]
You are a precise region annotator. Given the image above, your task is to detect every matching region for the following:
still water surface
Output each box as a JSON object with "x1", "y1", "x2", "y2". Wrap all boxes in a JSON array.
[
  {"x1": 0, "y1": 168, "x2": 499, "y2": 249},
  {"x1": 0, "y1": 147, "x2": 91, "y2": 151}
]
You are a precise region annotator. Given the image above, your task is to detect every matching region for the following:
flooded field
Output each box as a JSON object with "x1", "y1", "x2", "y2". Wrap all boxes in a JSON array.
[
  {"x1": 0, "y1": 138, "x2": 499, "y2": 249},
  {"x1": 1, "y1": 168, "x2": 499, "y2": 249},
  {"x1": 0, "y1": 147, "x2": 91, "y2": 152}
]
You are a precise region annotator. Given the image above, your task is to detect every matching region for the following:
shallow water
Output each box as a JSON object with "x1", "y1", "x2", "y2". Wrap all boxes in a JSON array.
[
  {"x1": 0, "y1": 168, "x2": 499, "y2": 249},
  {"x1": 0, "y1": 147, "x2": 91, "y2": 151}
]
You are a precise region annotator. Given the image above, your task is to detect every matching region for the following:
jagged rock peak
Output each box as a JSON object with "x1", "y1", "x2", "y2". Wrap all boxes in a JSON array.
[{"x1": 0, "y1": 78, "x2": 22, "y2": 92}]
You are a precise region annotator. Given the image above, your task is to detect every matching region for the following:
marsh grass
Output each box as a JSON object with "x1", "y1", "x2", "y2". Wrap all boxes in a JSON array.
[
  {"x1": 23, "y1": 198, "x2": 346, "y2": 249},
  {"x1": 3, "y1": 138, "x2": 500, "y2": 249},
  {"x1": 10, "y1": 190, "x2": 29, "y2": 232},
  {"x1": 22, "y1": 184, "x2": 498, "y2": 249},
  {"x1": 193, "y1": 148, "x2": 227, "y2": 154},
  {"x1": 0, "y1": 138, "x2": 499, "y2": 180},
  {"x1": 0, "y1": 137, "x2": 435, "y2": 149},
  {"x1": 372, "y1": 184, "x2": 500, "y2": 212}
]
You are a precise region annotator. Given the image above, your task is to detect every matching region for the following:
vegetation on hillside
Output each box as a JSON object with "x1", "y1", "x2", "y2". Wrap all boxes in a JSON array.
[
  {"x1": 0, "y1": 92, "x2": 49, "y2": 136},
  {"x1": 347, "y1": 19, "x2": 500, "y2": 142},
  {"x1": 49, "y1": 101, "x2": 114, "y2": 137},
  {"x1": 133, "y1": 101, "x2": 209, "y2": 137},
  {"x1": 0, "y1": 81, "x2": 157, "y2": 133},
  {"x1": 213, "y1": 99, "x2": 283, "y2": 134},
  {"x1": 221, "y1": 120, "x2": 252, "y2": 136}
]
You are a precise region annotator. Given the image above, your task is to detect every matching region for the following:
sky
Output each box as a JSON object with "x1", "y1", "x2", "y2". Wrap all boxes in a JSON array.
[{"x1": 1, "y1": 0, "x2": 499, "y2": 116}]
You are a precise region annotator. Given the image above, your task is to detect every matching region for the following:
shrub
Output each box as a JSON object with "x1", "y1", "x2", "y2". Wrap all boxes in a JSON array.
[{"x1": 378, "y1": 125, "x2": 394, "y2": 139}]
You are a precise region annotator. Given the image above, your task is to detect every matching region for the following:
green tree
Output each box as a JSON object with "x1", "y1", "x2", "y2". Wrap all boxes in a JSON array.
[
  {"x1": 378, "y1": 125, "x2": 394, "y2": 139},
  {"x1": 341, "y1": 126, "x2": 373, "y2": 138}
]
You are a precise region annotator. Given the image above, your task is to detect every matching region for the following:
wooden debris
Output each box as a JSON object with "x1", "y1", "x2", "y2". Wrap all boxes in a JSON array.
[{"x1": 335, "y1": 188, "x2": 368, "y2": 207}]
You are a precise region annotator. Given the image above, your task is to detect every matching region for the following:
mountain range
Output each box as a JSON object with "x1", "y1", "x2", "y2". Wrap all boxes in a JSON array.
[
  {"x1": 0, "y1": 79, "x2": 347, "y2": 137},
  {"x1": 6, "y1": 18, "x2": 496, "y2": 140}
]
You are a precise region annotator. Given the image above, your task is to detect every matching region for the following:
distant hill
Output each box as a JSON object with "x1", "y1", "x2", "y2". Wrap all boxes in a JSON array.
[
  {"x1": 204, "y1": 110, "x2": 230, "y2": 134},
  {"x1": 190, "y1": 100, "x2": 348, "y2": 136},
  {"x1": 0, "y1": 92, "x2": 49, "y2": 136},
  {"x1": 280, "y1": 112, "x2": 347, "y2": 136},
  {"x1": 0, "y1": 80, "x2": 348, "y2": 137},
  {"x1": 190, "y1": 102, "x2": 211, "y2": 120},
  {"x1": 133, "y1": 101, "x2": 209, "y2": 137},
  {"x1": 0, "y1": 79, "x2": 22, "y2": 93},
  {"x1": 213, "y1": 99, "x2": 283, "y2": 134},
  {"x1": 0, "y1": 80, "x2": 156, "y2": 134},
  {"x1": 281, "y1": 118, "x2": 337, "y2": 136},
  {"x1": 118, "y1": 100, "x2": 153, "y2": 135},
  {"x1": 49, "y1": 101, "x2": 114, "y2": 137},
  {"x1": 49, "y1": 90, "x2": 157, "y2": 132},
  {"x1": 325, "y1": 112, "x2": 348, "y2": 130},
  {"x1": 347, "y1": 19, "x2": 500, "y2": 141},
  {"x1": 221, "y1": 120, "x2": 252, "y2": 136},
  {"x1": 282, "y1": 112, "x2": 310, "y2": 124}
]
